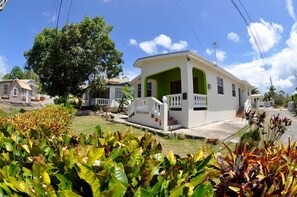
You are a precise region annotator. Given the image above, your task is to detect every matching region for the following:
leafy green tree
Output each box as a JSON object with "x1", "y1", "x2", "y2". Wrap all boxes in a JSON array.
[
  {"x1": 3, "y1": 66, "x2": 24, "y2": 79},
  {"x1": 24, "y1": 16, "x2": 123, "y2": 98},
  {"x1": 23, "y1": 70, "x2": 38, "y2": 80},
  {"x1": 2, "y1": 66, "x2": 38, "y2": 81}
]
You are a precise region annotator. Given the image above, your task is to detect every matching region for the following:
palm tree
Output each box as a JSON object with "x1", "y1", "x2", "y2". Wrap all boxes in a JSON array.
[{"x1": 251, "y1": 87, "x2": 260, "y2": 94}]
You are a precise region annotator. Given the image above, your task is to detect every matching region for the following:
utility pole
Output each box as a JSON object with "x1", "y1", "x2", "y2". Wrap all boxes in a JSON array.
[
  {"x1": 212, "y1": 41, "x2": 219, "y2": 66},
  {"x1": 0, "y1": 0, "x2": 9, "y2": 12}
]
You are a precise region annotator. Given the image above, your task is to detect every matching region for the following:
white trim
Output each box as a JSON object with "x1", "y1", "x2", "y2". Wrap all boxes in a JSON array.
[{"x1": 13, "y1": 88, "x2": 18, "y2": 97}]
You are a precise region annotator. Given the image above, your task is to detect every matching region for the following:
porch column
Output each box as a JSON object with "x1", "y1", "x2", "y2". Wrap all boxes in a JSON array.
[
  {"x1": 161, "y1": 96, "x2": 168, "y2": 131},
  {"x1": 180, "y1": 63, "x2": 193, "y2": 128},
  {"x1": 141, "y1": 75, "x2": 146, "y2": 98}
]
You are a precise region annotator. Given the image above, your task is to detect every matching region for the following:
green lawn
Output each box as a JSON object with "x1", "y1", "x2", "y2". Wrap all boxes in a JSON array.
[{"x1": 71, "y1": 115, "x2": 230, "y2": 156}]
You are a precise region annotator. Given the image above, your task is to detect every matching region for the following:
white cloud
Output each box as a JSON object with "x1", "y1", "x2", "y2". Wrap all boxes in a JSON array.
[
  {"x1": 248, "y1": 19, "x2": 283, "y2": 53},
  {"x1": 123, "y1": 67, "x2": 140, "y2": 81},
  {"x1": 216, "y1": 50, "x2": 226, "y2": 62},
  {"x1": 42, "y1": 12, "x2": 57, "y2": 23},
  {"x1": 205, "y1": 48, "x2": 212, "y2": 55},
  {"x1": 227, "y1": 22, "x2": 297, "y2": 94},
  {"x1": 129, "y1": 39, "x2": 138, "y2": 46},
  {"x1": 205, "y1": 48, "x2": 226, "y2": 63},
  {"x1": 286, "y1": 0, "x2": 296, "y2": 21},
  {"x1": 154, "y1": 34, "x2": 172, "y2": 48},
  {"x1": 0, "y1": 55, "x2": 8, "y2": 78},
  {"x1": 227, "y1": 32, "x2": 240, "y2": 43},
  {"x1": 129, "y1": 34, "x2": 188, "y2": 55},
  {"x1": 139, "y1": 41, "x2": 157, "y2": 54}
]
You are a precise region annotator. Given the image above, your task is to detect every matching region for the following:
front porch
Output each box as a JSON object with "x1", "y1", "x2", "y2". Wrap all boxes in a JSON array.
[
  {"x1": 128, "y1": 93, "x2": 208, "y2": 131},
  {"x1": 128, "y1": 65, "x2": 208, "y2": 131}
]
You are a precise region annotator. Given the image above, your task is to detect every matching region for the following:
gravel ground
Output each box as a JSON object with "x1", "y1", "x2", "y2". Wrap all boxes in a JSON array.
[{"x1": 262, "y1": 107, "x2": 297, "y2": 144}]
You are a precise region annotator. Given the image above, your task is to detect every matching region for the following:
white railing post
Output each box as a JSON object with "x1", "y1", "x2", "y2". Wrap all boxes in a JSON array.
[
  {"x1": 161, "y1": 96, "x2": 168, "y2": 131},
  {"x1": 193, "y1": 94, "x2": 207, "y2": 108}
]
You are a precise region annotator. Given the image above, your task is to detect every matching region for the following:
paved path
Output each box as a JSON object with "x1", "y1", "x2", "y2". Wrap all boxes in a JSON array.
[
  {"x1": 262, "y1": 107, "x2": 297, "y2": 144},
  {"x1": 173, "y1": 118, "x2": 248, "y2": 141},
  {"x1": 113, "y1": 112, "x2": 248, "y2": 141}
]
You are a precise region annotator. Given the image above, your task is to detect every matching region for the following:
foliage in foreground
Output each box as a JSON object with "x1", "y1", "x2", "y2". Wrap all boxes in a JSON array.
[
  {"x1": 213, "y1": 110, "x2": 296, "y2": 196},
  {"x1": 0, "y1": 106, "x2": 296, "y2": 196},
  {"x1": 0, "y1": 106, "x2": 213, "y2": 196}
]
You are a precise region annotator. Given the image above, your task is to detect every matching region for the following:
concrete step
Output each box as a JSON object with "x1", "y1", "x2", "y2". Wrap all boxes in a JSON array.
[
  {"x1": 168, "y1": 124, "x2": 182, "y2": 131},
  {"x1": 168, "y1": 119, "x2": 178, "y2": 125},
  {"x1": 168, "y1": 116, "x2": 174, "y2": 121}
]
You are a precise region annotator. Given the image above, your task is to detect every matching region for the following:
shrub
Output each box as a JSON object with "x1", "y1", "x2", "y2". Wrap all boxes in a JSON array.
[
  {"x1": 212, "y1": 111, "x2": 294, "y2": 196},
  {"x1": 0, "y1": 105, "x2": 75, "y2": 136},
  {"x1": 0, "y1": 107, "x2": 214, "y2": 196}
]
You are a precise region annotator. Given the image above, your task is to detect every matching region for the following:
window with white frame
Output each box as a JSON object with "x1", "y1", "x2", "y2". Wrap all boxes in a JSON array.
[
  {"x1": 137, "y1": 84, "x2": 141, "y2": 98},
  {"x1": 13, "y1": 88, "x2": 18, "y2": 96},
  {"x1": 217, "y1": 77, "x2": 224, "y2": 95},
  {"x1": 115, "y1": 88, "x2": 123, "y2": 99},
  {"x1": 232, "y1": 84, "x2": 236, "y2": 97},
  {"x1": 3, "y1": 85, "x2": 8, "y2": 95}
]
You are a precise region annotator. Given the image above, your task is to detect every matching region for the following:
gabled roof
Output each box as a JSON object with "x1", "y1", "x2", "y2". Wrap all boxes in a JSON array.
[
  {"x1": 13, "y1": 79, "x2": 32, "y2": 90},
  {"x1": 133, "y1": 50, "x2": 252, "y2": 87}
]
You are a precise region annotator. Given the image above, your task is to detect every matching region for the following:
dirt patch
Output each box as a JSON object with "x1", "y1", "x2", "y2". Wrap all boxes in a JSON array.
[{"x1": 0, "y1": 102, "x2": 14, "y2": 111}]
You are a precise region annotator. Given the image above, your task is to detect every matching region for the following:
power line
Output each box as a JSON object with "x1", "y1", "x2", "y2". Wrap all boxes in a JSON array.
[
  {"x1": 237, "y1": 0, "x2": 267, "y2": 63},
  {"x1": 173, "y1": 0, "x2": 205, "y2": 53},
  {"x1": 230, "y1": 0, "x2": 264, "y2": 58},
  {"x1": 51, "y1": 0, "x2": 59, "y2": 28},
  {"x1": 56, "y1": 0, "x2": 64, "y2": 32},
  {"x1": 229, "y1": 0, "x2": 271, "y2": 84},
  {"x1": 66, "y1": 0, "x2": 74, "y2": 24}
]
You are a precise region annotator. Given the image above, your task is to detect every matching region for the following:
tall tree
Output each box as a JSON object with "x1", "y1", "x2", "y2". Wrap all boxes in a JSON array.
[
  {"x1": 3, "y1": 66, "x2": 24, "y2": 79},
  {"x1": 2, "y1": 66, "x2": 39, "y2": 81},
  {"x1": 264, "y1": 84, "x2": 276, "y2": 101},
  {"x1": 24, "y1": 16, "x2": 123, "y2": 97}
]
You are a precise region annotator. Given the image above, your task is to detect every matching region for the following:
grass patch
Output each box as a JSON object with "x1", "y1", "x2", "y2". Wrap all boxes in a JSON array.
[
  {"x1": 71, "y1": 115, "x2": 236, "y2": 156},
  {"x1": 0, "y1": 108, "x2": 19, "y2": 118}
]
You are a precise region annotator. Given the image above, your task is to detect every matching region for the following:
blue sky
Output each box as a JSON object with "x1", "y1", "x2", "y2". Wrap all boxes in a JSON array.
[{"x1": 1, "y1": 0, "x2": 297, "y2": 94}]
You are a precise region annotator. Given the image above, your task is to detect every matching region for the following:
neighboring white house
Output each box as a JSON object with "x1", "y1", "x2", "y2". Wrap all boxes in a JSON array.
[
  {"x1": 251, "y1": 94, "x2": 263, "y2": 110},
  {"x1": 128, "y1": 50, "x2": 252, "y2": 131},
  {"x1": 82, "y1": 77, "x2": 129, "y2": 108},
  {"x1": 0, "y1": 79, "x2": 38, "y2": 103}
]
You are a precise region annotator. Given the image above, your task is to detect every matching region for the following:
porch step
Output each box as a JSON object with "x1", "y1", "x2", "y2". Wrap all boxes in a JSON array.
[
  {"x1": 168, "y1": 116, "x2": 174, "y2": 121},
  {"x1": 236, "y1": 107, "x2": 244, "y2": 118},
  {"x1": 168, "y1": 119, "x2": 178, "y2": 125},
  {"x1": 168, "y1": 124, "x2": 182, "y2": 131}
]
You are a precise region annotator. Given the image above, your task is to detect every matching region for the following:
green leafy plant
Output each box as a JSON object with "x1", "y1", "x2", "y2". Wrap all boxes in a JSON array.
[
  {"x1": 212, "y1": 111, "x2": 294, "y2": 196},
  {"x1": 0, "y1": 105, "x2": 214, "y2": 196}
]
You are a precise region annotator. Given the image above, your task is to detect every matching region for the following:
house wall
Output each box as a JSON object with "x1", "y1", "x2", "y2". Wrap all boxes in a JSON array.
[
  {"x1": 185, "y1": 60, "x2": 251, "y2": 128},
  {"x1": 109, "y1": 85, "x2": 122, "y2": 108},
  {"x1": 133, "y1": 54, "x2": 251, "y2": 128},
  {"x1": 9, "y1": 83, "x2": 22, "y2": 102},
  {"x1": 0, "y1": 81, "x2": 11, "y2": 98}
]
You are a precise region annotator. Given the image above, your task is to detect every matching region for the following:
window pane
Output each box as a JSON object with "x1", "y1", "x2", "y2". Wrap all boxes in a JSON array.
[{"x1": 217, "y1": 77, "x2": 224, "y2": 95}]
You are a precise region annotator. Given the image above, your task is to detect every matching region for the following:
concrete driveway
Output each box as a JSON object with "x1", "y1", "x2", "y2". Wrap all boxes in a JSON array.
[{"x1": 173, "y1": 118, "x2": 248, "y2": 141}]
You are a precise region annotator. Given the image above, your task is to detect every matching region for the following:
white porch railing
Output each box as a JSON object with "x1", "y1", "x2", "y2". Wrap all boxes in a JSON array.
[
  {"x1": 91, "y1": 98, "x2": 110, "y2": 106},
  {"x1": 128, "y1": 97, "x2": 168, "y2": 131},
  {"x1": 193, "y1": 94, "x2": 207, "y2": 108},
  {"x1": 128, "y1": 97, "x2": 162, "y2": 117},
  {"x1": 167, "y1": 94, "x2": 182, "y2": 109}
]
